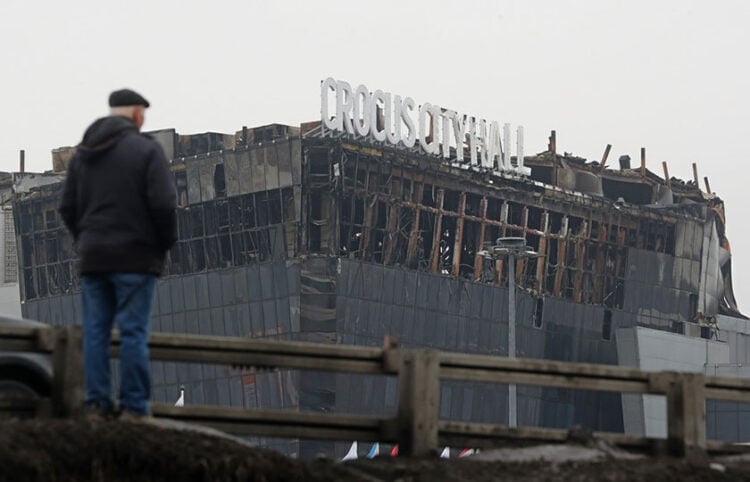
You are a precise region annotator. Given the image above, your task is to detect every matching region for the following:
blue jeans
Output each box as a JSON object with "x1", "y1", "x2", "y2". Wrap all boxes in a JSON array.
[{"x1": 81, "y1": 273, "x2": 156, "y2": 415}]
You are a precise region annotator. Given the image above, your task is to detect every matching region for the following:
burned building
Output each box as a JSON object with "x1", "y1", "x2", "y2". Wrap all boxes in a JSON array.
[
  {"x1": 0, "y1": 168, "x2": 60, "y2": 318},
  {"x1": 13, "y1": 80, "x2": 750, "y2": 456}
]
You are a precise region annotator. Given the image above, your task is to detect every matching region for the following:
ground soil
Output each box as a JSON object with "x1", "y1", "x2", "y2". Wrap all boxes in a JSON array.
[{"x1": 1, "y1": 417, "x2": 749, "y2": 482}]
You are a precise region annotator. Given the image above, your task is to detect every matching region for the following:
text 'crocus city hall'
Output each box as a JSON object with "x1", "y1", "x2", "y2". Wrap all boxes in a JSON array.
[{"x1": 13, "y1": 78, "x2": 750, "y2": 457}]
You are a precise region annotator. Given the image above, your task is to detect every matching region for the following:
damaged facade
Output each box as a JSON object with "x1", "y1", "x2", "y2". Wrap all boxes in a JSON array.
[
  {"x1": 0, "y1": 172, "x2": 23, "y2": 317},
  {"x1": 12, "y1": 113, "x2": 750, "y2": 455}
]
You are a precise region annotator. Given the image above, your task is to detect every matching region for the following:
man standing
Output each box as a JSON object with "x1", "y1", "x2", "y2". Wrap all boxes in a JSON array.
[{"x1": 59, "y1": 89, "x2": 177, "y2": 417}]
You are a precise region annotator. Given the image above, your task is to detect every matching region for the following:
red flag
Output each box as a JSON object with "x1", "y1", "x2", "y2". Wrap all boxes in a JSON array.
[
  {"x1": 390, "y1": 445, "x2": 399, "y2": 456},
  {"x1": 458, "y1": 448, "x2": 475, "y2": 457}
]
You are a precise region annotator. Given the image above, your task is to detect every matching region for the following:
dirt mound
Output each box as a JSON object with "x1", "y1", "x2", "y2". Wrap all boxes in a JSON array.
[
  {"x1": 0, "y1": 417, "x2": 310, "y2": 482},
  {"x1": 1, "y1": 418, "x2": 750, "y2": 482},
  {"x1": 323, "y1": 456, "x2": 746, "y2": 482}
]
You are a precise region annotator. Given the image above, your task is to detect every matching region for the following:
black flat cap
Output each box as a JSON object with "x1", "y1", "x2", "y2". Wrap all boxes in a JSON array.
[{"x1": 108, "y1": 89, "x2": 150, "y2": 108}]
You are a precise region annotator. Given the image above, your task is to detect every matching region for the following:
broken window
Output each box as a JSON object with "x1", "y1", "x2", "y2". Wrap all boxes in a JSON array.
[
  {"x1": 175, "y1": 171, "x2": 188, "y2": 207},
  {"x1": 533, "y1": 297, "x2": 544, "y2": 328},
  {"x1": 302, "y1": 139, "x2": 682, "y2": 310},
  {"x1": 213, "y1": 164, "x2": 226, "y2": 198},
  {"x1": 12, "y1": 134, "x2": 686, "y2": 312},
  {"x1": 4, "y1": 209, "x2": 17, "y2": 283},
  {"x1": 689, "y1": 293, "x2": 699, "y2": 321},
  {"x1": 602, "y1": 309, "x2": 612, "y2": 341}
]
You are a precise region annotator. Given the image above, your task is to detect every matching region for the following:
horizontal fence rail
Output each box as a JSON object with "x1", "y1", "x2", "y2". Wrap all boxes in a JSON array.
[
  {"x1": 150, "y1": 404, "x2": 385, "y2": 443},
  {"x1": 2, "y1": 324, "x2": 750, "y2": 458},
  {"x1": 117, "y1": 331, "x2": 391, "y2": 375}
]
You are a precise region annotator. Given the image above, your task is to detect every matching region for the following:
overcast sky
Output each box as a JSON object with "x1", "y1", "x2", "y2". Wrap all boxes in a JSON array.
[{"x1": 2, "y1": 0, "x2": 750, "y2": 307}]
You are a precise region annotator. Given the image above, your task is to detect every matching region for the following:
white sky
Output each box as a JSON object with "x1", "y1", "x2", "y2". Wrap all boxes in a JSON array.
[{"x1": 2, "y1": 0, "x2": 750, "y2": 308}]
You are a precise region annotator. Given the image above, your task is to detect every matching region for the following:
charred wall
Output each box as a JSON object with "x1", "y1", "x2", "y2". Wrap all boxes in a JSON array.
[
  {"x1": 302, "y1": 138, "x2": 698, "y2": 314},
  {"x1": 13, "y1": 182, "x2": 75, "y2": 302},
  {"x1": 14, "y1": 137, "x2": 302, "y2": 303}
]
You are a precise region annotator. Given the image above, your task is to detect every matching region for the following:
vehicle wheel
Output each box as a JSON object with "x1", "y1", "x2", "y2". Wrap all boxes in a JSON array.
[{"x1": 0, "y1": 379, "x2": 40, "y2": 398}]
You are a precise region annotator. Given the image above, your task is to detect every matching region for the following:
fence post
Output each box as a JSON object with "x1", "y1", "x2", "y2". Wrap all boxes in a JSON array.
[
  {"x1": 397, "y1": 349, "x2": 440, "y2": 457},
  {"x1": 51, "y1": 326, "x2": 84, "y2": 417},
  {"x1": 664, "y1": 372, "x2": 706, "y2": 458}
]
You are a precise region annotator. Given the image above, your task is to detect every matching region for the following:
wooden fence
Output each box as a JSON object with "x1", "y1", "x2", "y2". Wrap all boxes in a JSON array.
[{"x1": 2, "y1": 323, "x2": 750, "y2": 458}]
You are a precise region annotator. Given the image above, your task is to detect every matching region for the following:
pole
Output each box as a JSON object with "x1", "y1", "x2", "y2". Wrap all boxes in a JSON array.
[
  {"x1": 640, "y1": 147, "x2": 646, "y2": 179},
  {"x1": 550, "y1": 131, "x2": 558, "y2": 186},
  {"x1": 507, "y1": 252, "x2": 517, "y2": 428},
  {"x1": 598, "y1": 144, "x2": 612, "y2": 173}
]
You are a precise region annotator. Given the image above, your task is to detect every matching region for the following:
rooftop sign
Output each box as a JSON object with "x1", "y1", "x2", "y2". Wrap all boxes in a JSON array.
[{"x1": 320, "y1": 78, "x2": 529, "y2": 176}]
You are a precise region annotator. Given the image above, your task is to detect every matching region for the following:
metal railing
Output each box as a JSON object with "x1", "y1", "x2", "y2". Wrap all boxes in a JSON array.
[{"x1": 2, "y1": 323, "x2": 750, "y2": 458}]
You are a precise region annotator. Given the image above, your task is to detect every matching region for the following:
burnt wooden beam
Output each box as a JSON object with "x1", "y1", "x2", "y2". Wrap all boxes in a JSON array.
[
  {"x1": 429, "y1": 189, "x2": 446, "y2": 273},
  {"x1": 397, "y1": 200, "x2": 547, "y2": 237},
  {"x1": 598, "y1": 144, "x2": 612, "y2": 173},
  {"x1": 344, "y1": 154, "x2": 361, "y2": 253},
  {"x1": 340, "y1": 161, "x2": 663, "y2": 230},
  {"x1": 535, "y1": 211, "x2": 549, "y2": 293},
  {"x1": 349, "y1": 186, "x2": 642, "y2": 241},
  {"x1": 359, "y1": 198, "x2": 375, "y2": 259},
  {"x1": 451, "y1": 193, "x2": 467, "y2": 277},
  {"x1": 573, "y1": 220, "x2": 589, "y2": 303},
  {"x1": 382, "y1": 179, "x2": 403, "y2": 264},
  {"x1": 553, "y1": 216, "x2": 569, "y2": 297},
  {"x1": 383, "y1": 203, "x2": 401, "y2": 265},
  {"x1": 516, "y1": 206, "x2": 530, "y2": 285},
  {"x1": 327, "y1": 141, "x2": 681, "y2": 228},
  {"x1": 473, "y1": 197, "x2": 489, "y2": 281},
  {"x1": 406, "y1": 184, "x2": 425, "y2": 266}
]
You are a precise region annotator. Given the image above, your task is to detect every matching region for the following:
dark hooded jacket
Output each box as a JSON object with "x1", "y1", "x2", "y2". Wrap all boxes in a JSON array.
[{"x1": 58, "y1": 116, "x2": 177, "y2": 275}]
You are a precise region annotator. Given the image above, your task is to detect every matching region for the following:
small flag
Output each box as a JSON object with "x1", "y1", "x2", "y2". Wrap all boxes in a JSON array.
[
  {"x1": 390, "y1": 445, "x2": 399, "y2": 456},
  {"x1": 366, "y1": 443, "x2": 379, "y2": 458},
  {"x1": 342, "y1": 441, "x2": 358, "y2": 461},
  {"x1": 440, "y1": 447, "x2": 450, "y2": 459},
  {"x1": 458, "y1": 448, "x2": 475, "y2": 457},
  {"x1": 174, "y1": 385, "x2": 185, "y2": 407}
]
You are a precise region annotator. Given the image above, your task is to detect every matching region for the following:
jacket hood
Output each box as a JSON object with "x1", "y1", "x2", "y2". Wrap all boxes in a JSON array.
[{"x1": 77, "y1": 116, "x2": 138, "y2": 160}]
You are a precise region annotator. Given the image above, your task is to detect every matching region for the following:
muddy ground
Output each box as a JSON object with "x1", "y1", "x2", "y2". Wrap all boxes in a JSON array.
[{"x1": 1, "y1": 417, "x2": 749, "y2": 482}]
